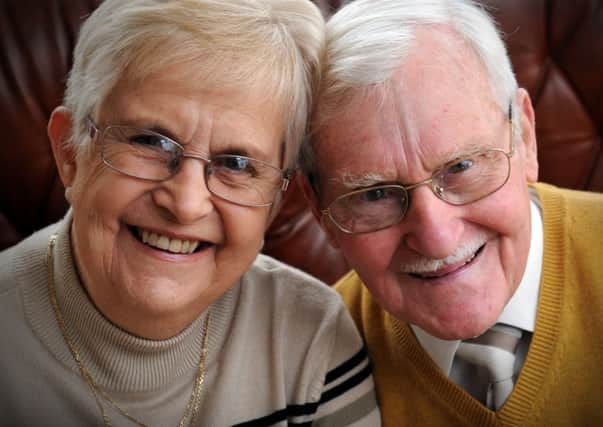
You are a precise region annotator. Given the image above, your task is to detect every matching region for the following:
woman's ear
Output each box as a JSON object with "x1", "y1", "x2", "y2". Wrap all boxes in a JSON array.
[
  {"x1": 516, "y1": 88, "x2": 539, "y2": 183},
  {"x1": 299, "y1": 174, "x2": 340, "y2": 249},
  {"x1": 47, "y1": 106, "x2": 78, "y2": 188}
]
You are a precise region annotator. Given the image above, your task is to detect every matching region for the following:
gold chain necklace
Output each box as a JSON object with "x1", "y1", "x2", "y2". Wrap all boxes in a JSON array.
[{"x1": 46, "y1": 234, "x2": 211, "y2": 427}]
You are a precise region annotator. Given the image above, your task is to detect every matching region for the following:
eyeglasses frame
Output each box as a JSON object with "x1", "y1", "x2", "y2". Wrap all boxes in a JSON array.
[
  {"x1": 86, "y1": 117, "x2": 290, "y2": 207},
  {"x1": 322, "y1": 103, "x2": 516, "y2": 234}
]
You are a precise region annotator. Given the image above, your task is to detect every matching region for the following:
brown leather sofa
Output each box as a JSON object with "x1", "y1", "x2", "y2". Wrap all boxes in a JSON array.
[{"x1": 2, "y1": 0, "x2": 602, "y2": 285}]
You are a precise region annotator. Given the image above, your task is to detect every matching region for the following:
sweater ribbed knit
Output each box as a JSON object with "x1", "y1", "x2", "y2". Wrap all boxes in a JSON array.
[
  {"x1": 336, "y1": 183, "x2": 603, "y2": 426},
  {"x1": 0, "y1": 213, "x2": 380, "y2": 426}
]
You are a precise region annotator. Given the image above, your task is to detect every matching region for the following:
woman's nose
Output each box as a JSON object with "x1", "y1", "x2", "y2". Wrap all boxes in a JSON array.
[
  {"x1": 152, "y1": 159, "x2": 214, "y2": 224},
  {"x1": 400, "y1": 185, "x2": 464, "y2": 259}
]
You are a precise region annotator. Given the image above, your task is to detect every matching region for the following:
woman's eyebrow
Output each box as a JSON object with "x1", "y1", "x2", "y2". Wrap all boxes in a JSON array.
[
  {"x1": 107, "y1": 115, "x2": 182, "y2": 142},
  {"x1": 148, "y1": 126, "x2": 180, "y2": 142},
  {"x1": 212, "y1": 140, "x2": 276, "y2": 162}
]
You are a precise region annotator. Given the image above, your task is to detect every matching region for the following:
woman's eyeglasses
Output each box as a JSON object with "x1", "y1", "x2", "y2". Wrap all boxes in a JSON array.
[{"x1": 87, "y1": 118, "x2": 289, "y2": 207}]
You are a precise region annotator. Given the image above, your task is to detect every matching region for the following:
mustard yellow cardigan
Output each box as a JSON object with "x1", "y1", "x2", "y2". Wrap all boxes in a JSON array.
[{"x1": 336, "y1": 183, "x2": 603, "y2": 426}]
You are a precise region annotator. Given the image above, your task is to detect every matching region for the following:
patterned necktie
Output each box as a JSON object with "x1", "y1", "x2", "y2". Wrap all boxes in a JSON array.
[{"x1": 454, "y1": 324, "x2": 523, "y2": 410}]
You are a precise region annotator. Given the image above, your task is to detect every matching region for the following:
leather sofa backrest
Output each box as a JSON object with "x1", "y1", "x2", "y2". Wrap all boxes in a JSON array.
[{"x1": 2, "y1": 0, "x2": 601, "y2": 284}]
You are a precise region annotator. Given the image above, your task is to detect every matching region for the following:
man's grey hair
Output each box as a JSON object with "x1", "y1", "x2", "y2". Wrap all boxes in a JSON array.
[
  {"x1": 64, "y1": 0, "x2": 325, "y2": 171},
  {"x1": 300, "y1": 0, "x2": 519, "y2": 191}
]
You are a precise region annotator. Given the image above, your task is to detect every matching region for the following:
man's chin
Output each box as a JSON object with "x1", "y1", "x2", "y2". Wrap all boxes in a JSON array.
[{"x1": 414, "y1": 312, "x2": 502, "y2": 341}]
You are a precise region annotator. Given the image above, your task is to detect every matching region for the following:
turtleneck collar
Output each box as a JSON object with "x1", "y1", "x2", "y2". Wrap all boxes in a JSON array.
[{"x1": 23, "y1": 210, "x2": 237, "y2": 393}]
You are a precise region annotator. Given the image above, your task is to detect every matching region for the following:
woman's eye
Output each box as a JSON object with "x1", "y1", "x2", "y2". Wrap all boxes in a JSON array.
[
  {"x1": 215, "y1": 156, "x2": 257, "y2": 176},
  {"x1": 129, "y1": 134, "x2": 169, "y2": 149},
  {"x1": 447, "y1": 158, "x2": 474, "y2": 174}
]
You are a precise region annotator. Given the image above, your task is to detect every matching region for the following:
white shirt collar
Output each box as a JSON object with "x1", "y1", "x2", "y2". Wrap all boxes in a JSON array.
[
  {"x1": 410, "y1": 198, "x2": 543, "y2": 375},
  {"x1": 497, "y1": 199, "x2": 543, "y2": 332}
]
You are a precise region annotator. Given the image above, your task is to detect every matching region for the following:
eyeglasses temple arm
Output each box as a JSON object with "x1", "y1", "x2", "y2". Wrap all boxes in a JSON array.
[
  {"x1": 507, "y1": 102, "x2": 516, "y2": 157},
  {"x1": 281, "y1": 177, "x2": 290, "y2": 191}
]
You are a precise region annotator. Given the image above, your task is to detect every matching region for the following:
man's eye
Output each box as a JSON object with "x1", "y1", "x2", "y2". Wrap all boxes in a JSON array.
[
  {"x1": 363, "y1": 188, "x2": 387, "y2": 202},
  {"x1": 447, "y1": 158, "x2": 474, "y2": 174}
]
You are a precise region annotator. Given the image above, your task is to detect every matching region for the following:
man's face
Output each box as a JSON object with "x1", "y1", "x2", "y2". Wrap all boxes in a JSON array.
[{"x1": 315, "y1": 29, "x2": 538, "y2": 340}]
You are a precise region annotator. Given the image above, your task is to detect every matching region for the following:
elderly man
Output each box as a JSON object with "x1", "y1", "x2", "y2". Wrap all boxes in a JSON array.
[{"x1": 300, "y1": 0, "x2": 603, "y2": 425}]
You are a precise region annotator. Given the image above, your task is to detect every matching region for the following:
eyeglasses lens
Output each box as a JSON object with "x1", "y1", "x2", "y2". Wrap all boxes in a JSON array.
[
  {"x1": 329, "y1": 149, "x2": 510, "y2": 233},
  {"x1": 100, "y1": 125, "x2": 283, "y2": 206},
  {"x1": 329, "y1": 186, "x2": 408, "y2": 233}
]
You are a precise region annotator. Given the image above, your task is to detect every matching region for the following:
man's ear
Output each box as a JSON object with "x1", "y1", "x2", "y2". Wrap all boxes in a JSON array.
[
  {"x1": 299, "y1": 173, "x2": 340, "y2": 248},
  {"x1": 516, "y1": 88, "x2": 539, "y2": 183},
  {"x1": 48, "y1": 106, "x2": 78, "y2": 189}
]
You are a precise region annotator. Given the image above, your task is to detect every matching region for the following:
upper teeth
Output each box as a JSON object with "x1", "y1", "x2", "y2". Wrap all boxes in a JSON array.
[
  {"x1": 460, "y1": 252, "x2": 476, "y2": 266},
  {"x1": 139, "y1": 229, "x2": 200, "y2": 254}
]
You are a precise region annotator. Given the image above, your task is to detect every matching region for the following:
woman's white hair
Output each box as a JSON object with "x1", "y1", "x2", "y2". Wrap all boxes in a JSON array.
[
  {"x1": 301, "y1": 0, "x2": 519, "y2": 184},
  {"x1": 64, "y1": 0, "x2": 325, "y2": 171}
]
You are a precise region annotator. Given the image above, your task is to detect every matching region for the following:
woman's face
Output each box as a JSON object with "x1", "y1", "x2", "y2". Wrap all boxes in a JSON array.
[{"x1": 51, "y1": 67, "x2": 285, "y2": 339}]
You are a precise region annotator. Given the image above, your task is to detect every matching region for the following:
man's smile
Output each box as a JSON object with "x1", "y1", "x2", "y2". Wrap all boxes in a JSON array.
[{"x1": 408, "y1": 243, "x2": 486, "y2": 280}]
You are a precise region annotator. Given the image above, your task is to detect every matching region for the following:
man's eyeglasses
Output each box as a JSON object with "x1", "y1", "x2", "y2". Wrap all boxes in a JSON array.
[
  {"x1": 322, "y1": 105, "x2": 515, "y2": 234},
  {"x1": 87, "y1": 119, "x2": 289, "y2": 207}
]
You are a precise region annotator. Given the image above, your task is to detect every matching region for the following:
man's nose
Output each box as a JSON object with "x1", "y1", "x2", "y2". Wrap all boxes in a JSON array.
[
  {"x1": 152, "y1": 159, "x2": 214, "y2": 224},
  {"x1": 400, "y1": 185, "x2": 464, "y2": 259}
]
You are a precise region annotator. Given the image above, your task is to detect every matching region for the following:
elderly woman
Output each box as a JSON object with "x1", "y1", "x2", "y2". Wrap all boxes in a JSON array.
[{"x1": 0, "y1": 0, "x2": 380, "y2": 425}]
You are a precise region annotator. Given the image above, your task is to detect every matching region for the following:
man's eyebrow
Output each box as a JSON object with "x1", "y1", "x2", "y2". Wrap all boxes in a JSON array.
[
  {"x1": 436, "y1": 140, "x2": 495, "y2": 165},
  {"x1": 332, "y1": 139, "x2": 497, "y2": 190},
  {"x1": 338, "y1": 172, "x2": 391, "y2": 189}
]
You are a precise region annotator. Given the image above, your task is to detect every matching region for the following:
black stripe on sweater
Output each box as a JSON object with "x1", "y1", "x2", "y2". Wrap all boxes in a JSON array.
[
  {"x1": 325, "y1": 345, "x2": 368, "y2": 385},
  {"x1": 231, "y1": 347, "x2": 371, "y2": 426},
  {"x1": 231, "y1": 401, "x2": 319, "y2": 426},
  {"x1": 319, "y1": 361, "x2": 372, "y2": 405}
]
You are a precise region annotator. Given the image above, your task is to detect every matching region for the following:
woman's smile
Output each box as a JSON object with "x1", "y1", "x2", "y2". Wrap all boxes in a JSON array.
[
  {"x1": 130, "y1": 225, "x2": 210, "y2": 255},
  {"x1": 123, "y1": 223, "x2": 217, "y2": 264}
]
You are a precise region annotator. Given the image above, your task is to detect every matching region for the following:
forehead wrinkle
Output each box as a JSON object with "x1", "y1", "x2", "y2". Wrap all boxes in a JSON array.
[
  {"x1": 388, "y1": 102, "x2": 506, "y2": 182},
  {"x1": 388, "y1": 27, "x2": 506, "y2": 174},
  {"x1": 103, "y1": 82, "x2": 205, "y2": 146},
  {"x1": 427, "y1": 108, "x2": 512, "y2": 167},
  {"x1": 377, "y1": 77, "x2": 430, "y2": 182}
]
